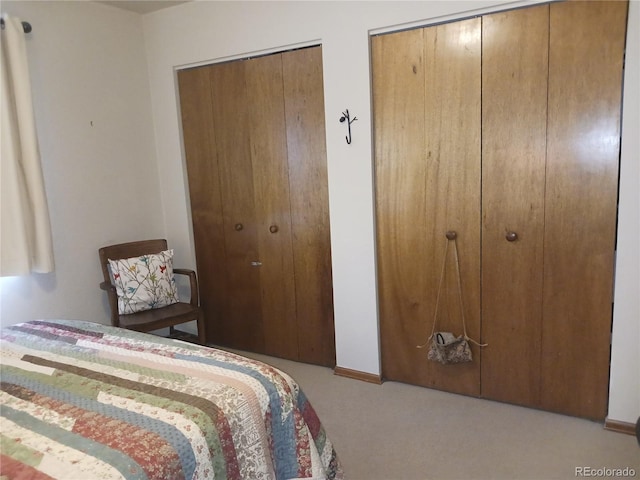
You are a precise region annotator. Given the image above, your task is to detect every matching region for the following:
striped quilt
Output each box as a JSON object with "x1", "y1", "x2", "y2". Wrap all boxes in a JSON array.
[{"x1": 0, "y1": 320, "x2": 343, "y2": 480}]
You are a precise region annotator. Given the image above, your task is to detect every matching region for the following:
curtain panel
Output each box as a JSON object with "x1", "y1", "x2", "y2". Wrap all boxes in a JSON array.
[{"x1": 1, "y1": 14, "x2": 54, "y2": 276}]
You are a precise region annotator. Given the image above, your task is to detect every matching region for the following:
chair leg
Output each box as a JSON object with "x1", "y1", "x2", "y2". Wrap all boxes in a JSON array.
[{"x1": 197, "y1": 311, "x2": 206, "y2": 345}]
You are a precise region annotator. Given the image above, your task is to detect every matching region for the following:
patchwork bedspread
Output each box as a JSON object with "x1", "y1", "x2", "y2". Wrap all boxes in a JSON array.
[{"x1": 0, "y1": 320, "x2": 343, "y2": 480}]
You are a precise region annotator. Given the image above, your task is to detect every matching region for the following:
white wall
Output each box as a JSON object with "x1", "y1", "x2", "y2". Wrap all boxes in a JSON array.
[
  {"x1": 608, "y1": 0, "x2": 640, "y2": 426},
  {"x1": 143, "y1": 0, "x2": 639, "y2": 425},
  {"x1": 0, "y1": 1, "x2": 163, "y2": 326}
]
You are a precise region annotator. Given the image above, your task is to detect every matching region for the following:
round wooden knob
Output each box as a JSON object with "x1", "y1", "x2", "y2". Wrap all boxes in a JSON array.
[
  {"x1": 234, "y1": 223, "x2": 243, "y2": 231},
  {"x1": 445, "y1": 231, "x2": 457, "y2": 240},
  {"x1": 506, "y1": 231, "x2": 518, "y2": 242},
  {"x1": 269, "y1": 225, "x2": 279, "y2": 234}
]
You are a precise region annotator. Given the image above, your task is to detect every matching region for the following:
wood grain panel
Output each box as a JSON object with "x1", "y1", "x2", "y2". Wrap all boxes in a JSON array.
[
  {"x1": 374, "y1": 28, "x2": 429, "y2": 385},
  {"x1": 180, "y1": 50, "x2": 334, "y2": 365},
  {"x1": 480, "y1": 5, "x2": 548, "y2": 407},
  {"x1": 208, "y1": 60, "x2": 265, "y2": 353},
  {"x1": 177, "y1": 67, "x2": 227, "y2": 344},
  {"x1": 373, "y1": 0, "x2": 624, "y2": 419},
  {"x1": 542, "y1": 0, "x2": 627, "y2": 420},
  {"x1": 422, "y1": 18, "x2": 481, "y2": 396},
  {"x1": 374, "y1": 18, "x2": 481, "y2": 395},
  {"x1": 245, "y1": 54, "x2": 298, "y2": 360},
  {"x1": 283, "y1": 46, "x2": 336, "y2": 367}
]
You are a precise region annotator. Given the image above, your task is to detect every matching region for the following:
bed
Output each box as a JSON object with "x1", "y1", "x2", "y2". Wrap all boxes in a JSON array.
[{"x1": 0, "y1": 320, "x2": 343, "y2": 479}]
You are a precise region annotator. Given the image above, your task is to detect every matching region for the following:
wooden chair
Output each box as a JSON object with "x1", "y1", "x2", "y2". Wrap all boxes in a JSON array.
[{"x1": 99, "y1": 239, "x2": 206, "y2": 344}]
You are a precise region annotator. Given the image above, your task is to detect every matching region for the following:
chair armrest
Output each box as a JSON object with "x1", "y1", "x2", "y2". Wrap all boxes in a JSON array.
[
  {"x1": 173, "y1": 268, "x2": 199, "y2": 307},
  {"x1": 99, "y1": 281, "x2": 120, "y2": 327}
]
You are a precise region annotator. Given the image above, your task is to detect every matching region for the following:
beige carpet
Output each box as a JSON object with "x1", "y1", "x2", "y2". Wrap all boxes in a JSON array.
[{"x1": 229, "y1": 348, "x2": 639, "y2": 480}]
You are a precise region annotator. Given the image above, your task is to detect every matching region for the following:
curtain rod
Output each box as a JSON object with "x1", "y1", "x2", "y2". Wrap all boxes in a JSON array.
[{"x1": 0, "y1": 18, "x2": 33, "y2": 33}]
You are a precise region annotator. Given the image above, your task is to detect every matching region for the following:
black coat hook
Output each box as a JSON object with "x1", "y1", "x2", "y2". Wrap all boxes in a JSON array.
[{"x1": 339, "y1": 109, "x2": 358, "y2": 144}]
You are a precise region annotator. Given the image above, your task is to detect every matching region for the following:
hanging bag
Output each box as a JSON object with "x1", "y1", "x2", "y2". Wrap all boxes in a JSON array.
[
  {"x1": 428, "y1": 331, "x2": 474, "y2": 365},
  {"x1": 417, "y1": 231, "x2": 486, "y2": 365}
]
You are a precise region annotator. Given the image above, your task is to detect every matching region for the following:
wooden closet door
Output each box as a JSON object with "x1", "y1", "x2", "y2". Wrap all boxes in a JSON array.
[
  {"x1": 422, "y1": 18, "x2": 482, "y2": 395},
  {"x1": 481, "y1": 5, "x2": 548, "y2": 407},
  {"x1": 177, "y1": 67, "x2": 227, "y2": 345},
  {"x1": 180, "y1": 47, "x2": 335, "y2": 365},
  {"x1": 245, "y1": 54, "x2": 298, "y2": 360},
  {"x1": 373, "y1": 0, "x2": 626, "y2": 420},
  {"x1": 283, "y1": 47, "x2": 336, "y2": 367},
  {"x1": 374, "y1": 18, "x2": 481, "y2": 395},
  {"x1": 208, "y1": 60, "x2": 266, "y2": 353},
  {"x1": 178, "y1": 63, "x2": 265, "y2": 351},
  {"x1": 374, "y1": 28, "x2": 428, "y2": 386},
  {"x1": 542, "y1": 0, "x2": 627, "y2": 420}
]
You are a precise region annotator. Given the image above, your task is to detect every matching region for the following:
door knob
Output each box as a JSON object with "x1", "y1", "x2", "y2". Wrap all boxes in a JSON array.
[
  {"x1": 234, "y1": 223, "x2": 243, "y2": 231},
  {"x1": 250, "y1": 261, "x2": 262, "y2": 267},
  {"x1": 269, "y1": 225, "x2": 279, "y2": 234},
  {"x1": 505, "y1": 231, "x2": 518, "y2": 242}
]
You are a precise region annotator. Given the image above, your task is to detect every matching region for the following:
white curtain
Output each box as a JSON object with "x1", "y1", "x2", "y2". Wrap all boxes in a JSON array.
[{"x1": 1, "y1": 14, "x2": 54, "y2": 276}]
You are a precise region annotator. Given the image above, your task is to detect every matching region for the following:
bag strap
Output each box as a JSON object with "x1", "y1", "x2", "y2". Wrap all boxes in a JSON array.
[
  {"x1": 451, "y1": 235, "x2": 486, "y2": 346},
  {"x1": 417, "y1": 233, "x2": 451, "y2": 349},
  {"x1": 418, "y1": 232, "x2": 486, "y2": 349}
]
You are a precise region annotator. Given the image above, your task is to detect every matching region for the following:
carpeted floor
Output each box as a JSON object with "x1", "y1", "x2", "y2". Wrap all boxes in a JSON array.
[{"x1": 229, "y1": 348, "x2": 640, "y2": 480}]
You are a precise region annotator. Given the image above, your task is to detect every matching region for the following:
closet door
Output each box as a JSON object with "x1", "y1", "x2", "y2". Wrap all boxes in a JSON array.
[
  {"x1": 283, "y1": 47, "x2": 336, "y2": 366},
  {"x1": 210, "y1": 60, "x2": 267, "y2": 352},
  {"x1": 179, "y1": 47, "x2": 335, "y2": 366},
  {"x1": 245, "y1": 54, "x2": 298, "y2": 360},
  {"x1": 374, "y1": 18, "x2": 482, "y2": 396},
  {"x1": 373, "y1": 0, "x2": 627, "y2": 420},
  {"x1": 178, "y1": 62, "x2": 265, "y2": 352},
  {"x1": 178, "y1": 66, "x2": 228, "y2": 345},
  {"x1": 374, "y1": 28, "x2": 429, "y2": 387},
  {"x1": 481, "y1": 5, "x2": 549, "y2": 407},
  {"x1": 541, "y1": 0, "x2": 627, "y2": 419}
]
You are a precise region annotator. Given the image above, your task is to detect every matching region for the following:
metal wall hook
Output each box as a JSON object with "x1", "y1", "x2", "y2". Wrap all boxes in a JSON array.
[
  {"x1": 339, "y1": 109, "x2": 357, "y2": 144},
  {"x1": 0, "y1": 18, "x2": 32, "y2": 33}
]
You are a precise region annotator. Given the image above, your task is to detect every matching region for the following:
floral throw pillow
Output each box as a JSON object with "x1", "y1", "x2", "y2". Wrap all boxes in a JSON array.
[{"x1": 108, "y1": 249, "x2": 179, "y2": 315}]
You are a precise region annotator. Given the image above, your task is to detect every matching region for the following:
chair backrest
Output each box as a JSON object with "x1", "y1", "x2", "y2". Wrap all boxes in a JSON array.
[{"x1": 98, "y1": 239, "x2": 168, "y2": 284}]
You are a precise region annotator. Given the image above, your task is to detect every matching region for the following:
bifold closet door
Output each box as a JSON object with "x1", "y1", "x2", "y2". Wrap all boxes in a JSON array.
[
  {"x1": 178, "y1": 47, "x2": 336, "y2": 366},
  {"x1": 179, "y1": 60, "x2": 266, "y2": 352},
  {"x1": 540, "y1": 1, "x2": 627, "y2": 419},
  {"x1": 480, "y1": 4, "x2": 549, "y2": 408},
  {"x1": 482, "y1": 0, "x2": 627, "y2": 419},
  {"x1": 374, "y1": 19, "x2": 482, "y2": 396},
  {"x1": 480, "y1": 1, "x2": 626, "y2": 419},
  {"x1": 374, "y1": 0, "x2": 626, "y2": 420},
  {"x1": 282, "y1": 47, "x2": 336, "y2": 366},
  {"x1": 243, "y1": 54, "x2": 299, "y2": 360}
]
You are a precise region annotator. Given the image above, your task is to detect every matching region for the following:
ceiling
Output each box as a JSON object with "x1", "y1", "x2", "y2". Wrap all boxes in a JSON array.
[{"x1": 97, "y1": 1, "x2": 190, "y2": 15}]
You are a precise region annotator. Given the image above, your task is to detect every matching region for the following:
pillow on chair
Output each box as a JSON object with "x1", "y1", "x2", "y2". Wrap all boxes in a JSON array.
[{"x1": 108, "y1": 249, "x2": 179, "y2": 314}]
